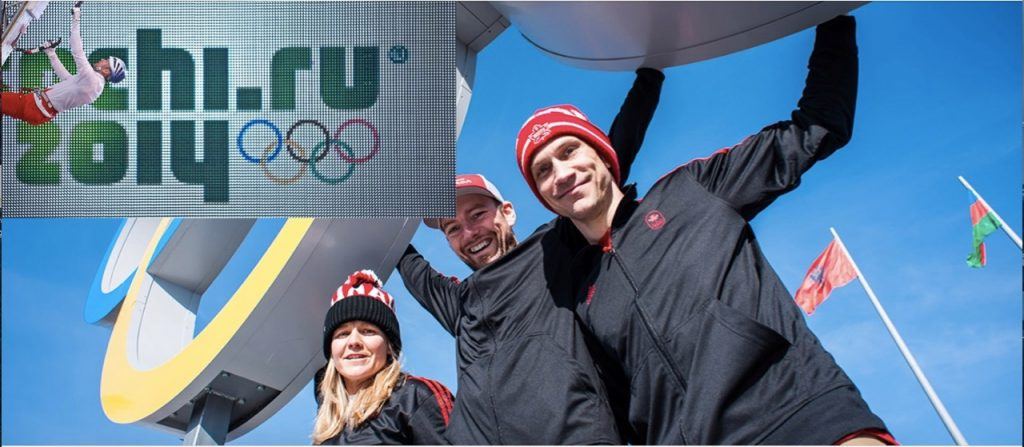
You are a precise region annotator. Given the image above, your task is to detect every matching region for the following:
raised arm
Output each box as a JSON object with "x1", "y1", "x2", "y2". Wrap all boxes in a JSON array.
[
  {"x1": 607, "y1": 67, "x2": 664, "y2": 184},
  {"x1": 43, "y1": 47, "x2": 73, "y2": 81},
  {"x1": 678, "y1": 15, "x2": 858, "y2": 220},
  {"x1": 395, "y1": 245, "x2": 463, "y2": 336},
  {"x1": 69, "y1": 6, "x2": 92, "y2": 74}
]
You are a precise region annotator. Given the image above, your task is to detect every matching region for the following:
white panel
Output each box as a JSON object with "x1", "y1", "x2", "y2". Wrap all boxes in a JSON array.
[
  {"x1": 493, "y1": 1, "x2": 865, "y2": 71},
  {"x1": 103, "y1": 219, "x2": 163, "y2": 292}
]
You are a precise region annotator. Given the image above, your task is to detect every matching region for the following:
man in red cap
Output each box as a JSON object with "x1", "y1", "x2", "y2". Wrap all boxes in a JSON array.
[
  {"x1": 515, "y1": 15, "x2": 895, "y2": 446},
  {"x1": 421, "y1": 173, "x2": 516, "y2": 271},
  {"x1": 396, "y1": 68, "x2": 663, "y2": 444}
]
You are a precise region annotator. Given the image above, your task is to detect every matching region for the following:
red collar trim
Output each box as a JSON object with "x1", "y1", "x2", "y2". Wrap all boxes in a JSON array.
[{"x1": 600, "y1": 229, "x2": 613, "y2": 253}]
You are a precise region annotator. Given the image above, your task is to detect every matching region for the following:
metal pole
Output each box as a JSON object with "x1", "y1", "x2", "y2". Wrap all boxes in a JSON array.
[
  {"x1": 958, "y1": 176, "x2": 1023, "y2": 249},
  {"x1": 183, "y1": 392, "x2": 235, "y2": 446},
  {"x1": 829, "y1": 227, "x2": 969, "y2": 446}
]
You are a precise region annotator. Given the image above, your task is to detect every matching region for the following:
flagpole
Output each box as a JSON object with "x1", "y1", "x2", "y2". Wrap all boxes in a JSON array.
[
  {"x1": 829, "y1": 228, "x2": 969, "y2": 446},
  {"x1": 958, "y1": 176, "x2": 1023, "y2": 249}
]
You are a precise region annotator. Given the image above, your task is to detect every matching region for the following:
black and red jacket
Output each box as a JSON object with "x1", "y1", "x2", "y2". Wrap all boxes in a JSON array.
[
  {"x1": 397, "y1": 68, "x2": 663, "y2": 444},
  {"x1": 562, "y1": 16, "x2": 889, "y2": 445},
  {"x1": 315, "y1": 372, "x2": 454, "y2": 445}
]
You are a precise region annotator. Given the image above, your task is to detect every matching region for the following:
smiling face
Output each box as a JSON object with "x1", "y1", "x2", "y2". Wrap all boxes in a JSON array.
[
  {"x1": 330, "y1": 320, "x2": 390, "y2": 394},
  {"x1": 530, "y1": 135, "x2": 618, "y2": 225},
  {"x1": 92, "y1": 59, "x2": 111, "y2": 80},
  {"x1": 439, "y1": 193, "x2": 517, "y2": 270}
]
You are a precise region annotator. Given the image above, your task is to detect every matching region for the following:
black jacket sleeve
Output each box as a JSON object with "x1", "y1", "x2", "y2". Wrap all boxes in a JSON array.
[
  {"x1": 680, "y1": 15, "x2": 858, "y2": 220},
  {"x1": 405, "y1": 377, "x2": 455, "y2": 445},
  {"x1": 395, "y1": 244, "x2": 462, "y2": 336},
  {"x1": 313, "y1": 365, "x2": 327, "y2": 407},
  {"x1": 608, "y1": 67, "x2": 665, "y2": 184}
]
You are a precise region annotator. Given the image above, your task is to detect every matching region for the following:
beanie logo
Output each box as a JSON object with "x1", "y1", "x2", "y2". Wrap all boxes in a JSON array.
[
  {"x1": 528, "y1": 123, "x2": 552, "y2": 143},
  {"x1": 645, "y1": 210, "x2": 666, "y2": 231}
]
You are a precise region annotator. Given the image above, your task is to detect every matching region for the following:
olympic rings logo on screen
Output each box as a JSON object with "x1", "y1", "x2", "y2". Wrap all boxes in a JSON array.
[{"x1": 236, "y1": 119, "x2": 380, "y2": 185}]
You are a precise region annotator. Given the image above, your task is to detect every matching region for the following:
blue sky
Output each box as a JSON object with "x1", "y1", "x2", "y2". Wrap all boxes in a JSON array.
[{"x1": 3, "y1": 2, "x2": 1021, "y2": 444}]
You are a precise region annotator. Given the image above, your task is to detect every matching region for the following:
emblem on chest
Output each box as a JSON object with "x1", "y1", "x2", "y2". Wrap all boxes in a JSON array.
[{"x1": 644, "y1": 210, "x2": 666, "y2": 230}]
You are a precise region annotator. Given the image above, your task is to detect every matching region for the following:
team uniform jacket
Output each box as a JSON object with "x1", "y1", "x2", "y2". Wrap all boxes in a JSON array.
[
  {"x1": 397, "y1": 69, "x2": 663, "y2": 444},
  {"x1": 563, "y1": 17, "x2": 888, "y2": 445},
  {"x1": 319, "y1": 374, "x2": 455, "y2": 445}
]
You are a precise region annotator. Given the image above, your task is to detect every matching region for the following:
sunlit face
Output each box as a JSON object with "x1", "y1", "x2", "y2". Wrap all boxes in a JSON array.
[
  {"x1": 439, "y1": 193, "x2": 517, "y2": 270},
  {"x1": 530, "y1": 135, "x2": 617, "y2": 224},
  {"x1": 330, "y1": 320, "x2": 389, "y2": 392},
  {"x1": 92, "y1": 59, "x2": 111, "y2": 80}
]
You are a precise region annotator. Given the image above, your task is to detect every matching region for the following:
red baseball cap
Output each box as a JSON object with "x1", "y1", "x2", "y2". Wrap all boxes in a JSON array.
[{"x1": 424, "y1": 174, "x2": 506, "y2": 229}]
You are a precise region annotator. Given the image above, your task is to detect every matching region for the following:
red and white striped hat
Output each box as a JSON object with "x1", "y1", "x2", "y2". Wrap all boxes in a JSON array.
[
  {"x1": 514, "y1": 104, "x2": 620, "y2": 212},
  {"x1": 331, "y1": 270, "x2": 394, "y2": 309}
]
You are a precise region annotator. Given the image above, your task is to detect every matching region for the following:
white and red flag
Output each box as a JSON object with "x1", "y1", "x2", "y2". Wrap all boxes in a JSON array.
[{"x1": 793, "y1": 238, "x2": 857, "y2": 315}]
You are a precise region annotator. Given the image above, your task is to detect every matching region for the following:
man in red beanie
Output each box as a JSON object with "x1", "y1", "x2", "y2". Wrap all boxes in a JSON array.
[
  {"x1": 515, "y1": 15, "x2": 896, "y2": 446},
  {"x1": 396, "y1": 68, "x2": 663, "y2": 444}
]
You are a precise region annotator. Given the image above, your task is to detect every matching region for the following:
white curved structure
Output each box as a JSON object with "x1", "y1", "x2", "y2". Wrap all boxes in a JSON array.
[
  {"x1": 456, "y1": 2, "x2": 509, "y2": 135},
  {"x1": 94, "y1": 218, "x2": 417, "y2": 442},
  {"x1": 493, "y1": 1, "x2": 864, "y2": 71}
]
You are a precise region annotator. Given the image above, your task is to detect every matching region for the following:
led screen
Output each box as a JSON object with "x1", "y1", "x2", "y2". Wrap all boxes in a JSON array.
[{"x1": 2, "y1": 1, "x2": 454, "y2": 217}]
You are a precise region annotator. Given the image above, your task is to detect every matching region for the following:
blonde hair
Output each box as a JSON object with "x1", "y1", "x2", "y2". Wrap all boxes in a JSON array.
[{"x1": 311, "y1": 345, "x2": 403, "y2": 444}]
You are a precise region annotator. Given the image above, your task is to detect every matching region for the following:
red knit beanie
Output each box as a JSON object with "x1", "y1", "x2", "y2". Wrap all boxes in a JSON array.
[{"x1": 515, "y1": 104, "x2": 620, "y2": 212}]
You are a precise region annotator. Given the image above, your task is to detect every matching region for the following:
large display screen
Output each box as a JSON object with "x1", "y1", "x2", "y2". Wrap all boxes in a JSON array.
[{"x1": 2, "y1": 2, "x2": 454, "y2": 217}]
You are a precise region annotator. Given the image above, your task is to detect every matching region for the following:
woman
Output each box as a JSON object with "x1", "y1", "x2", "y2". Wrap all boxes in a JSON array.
[{"x1": 312, "y1": 270, "x2": 453, "y2": 445}]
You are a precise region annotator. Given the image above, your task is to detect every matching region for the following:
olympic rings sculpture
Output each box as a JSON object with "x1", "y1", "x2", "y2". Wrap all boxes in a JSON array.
[{"x1": 237, "y1": 118, "x2": 380, "y2": 184}]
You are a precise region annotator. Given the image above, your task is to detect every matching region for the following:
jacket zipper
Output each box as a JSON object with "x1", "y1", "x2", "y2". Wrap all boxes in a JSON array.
[{"x1": 611, "y1": 251, "x2": 690, "y2": 444}]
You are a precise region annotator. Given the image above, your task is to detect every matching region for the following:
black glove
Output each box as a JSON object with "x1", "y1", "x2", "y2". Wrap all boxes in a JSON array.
[
  {"x1": 16, "y1": 38, "x2": 61, "y2": 55},
  {"x1": 40, "y1": 38, "x2": 62, "y2": 50}
]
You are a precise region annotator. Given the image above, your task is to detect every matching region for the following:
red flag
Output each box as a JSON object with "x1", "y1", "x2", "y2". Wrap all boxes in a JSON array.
[
  {"x1": 967, "y1": 199, "x2": 1001, "y2": 268},
  {"x1": 794, "y1": 239, "x2": 858, "y2": 315}
]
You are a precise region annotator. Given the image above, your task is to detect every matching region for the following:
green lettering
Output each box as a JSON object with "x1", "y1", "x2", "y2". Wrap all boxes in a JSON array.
[
  {"x1": 137, "y1": 29, "x2": 195, "y2": 110},
  {"x1": 15, "y1": 123, "x2": 61, "y2": 184},
  {"x1": 271, "y1": 47, "x2": 311, "y2": 110},
  {"x1": 137, "y1": 121, "x2": 163, "y2": 184},
  {"x1": 170, "y1": 121, "x2": 228, "y2": 202},
  {"x1": 236, "y1": 88, "x2": 261, "y2": 110},
  {"x1": 320, "y1": 47, "x2": 379, "y2": 109},
  {"x1": 69, "y1": 121, "x2": 127, "y2": 184},
  {"x1": 204, "y1": 48, "x2": 228, "y2": 110}
]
